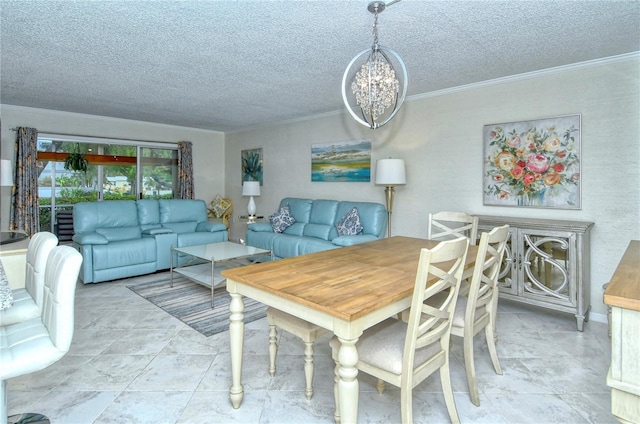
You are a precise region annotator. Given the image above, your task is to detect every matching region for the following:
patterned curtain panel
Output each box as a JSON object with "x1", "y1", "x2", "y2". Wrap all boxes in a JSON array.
[
  {"x1": 177, "y1": 141, "x2": 194, "y2": 199},
  {"x1": 10, "y1": 127, "x2": 40, "y2": 235}
]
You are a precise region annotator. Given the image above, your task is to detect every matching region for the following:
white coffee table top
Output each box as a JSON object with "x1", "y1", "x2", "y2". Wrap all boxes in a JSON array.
[{"x1": 173, "y1": 241, "x2": 270, "y2": 262}]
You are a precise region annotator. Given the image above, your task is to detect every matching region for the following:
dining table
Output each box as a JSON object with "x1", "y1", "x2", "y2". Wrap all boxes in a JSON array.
[{"x1": 221, "y1": 236, "x2": 478, "y2": 423}]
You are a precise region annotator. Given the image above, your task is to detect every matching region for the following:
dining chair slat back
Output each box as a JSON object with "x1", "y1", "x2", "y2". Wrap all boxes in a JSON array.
[{"x1": 428, "y1": 211, "x2": 479, "y2": 245}]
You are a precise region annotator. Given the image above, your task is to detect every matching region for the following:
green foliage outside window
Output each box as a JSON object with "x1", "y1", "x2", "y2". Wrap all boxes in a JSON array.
[{"x1": 37, "y1": 139, "x2": 177, "y2": 232}]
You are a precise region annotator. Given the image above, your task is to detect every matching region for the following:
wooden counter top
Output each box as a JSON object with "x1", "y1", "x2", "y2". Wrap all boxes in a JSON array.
[{"x1": 604, "y1": 240, "x2": 640, "y2": 311}]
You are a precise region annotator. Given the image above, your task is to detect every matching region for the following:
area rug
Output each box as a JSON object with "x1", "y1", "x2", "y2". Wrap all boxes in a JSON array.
[{"x1": 127, "y1": 273, "x2": 267, "y2": 337}]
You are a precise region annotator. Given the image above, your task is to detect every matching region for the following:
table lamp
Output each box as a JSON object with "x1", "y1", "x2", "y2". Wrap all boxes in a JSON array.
[
  {"x1": 242, "y1": 181, "x2": 261, "y2": 219},
  {"x1": 375, "y1": 158, "x2": 406, "y2": 238}
]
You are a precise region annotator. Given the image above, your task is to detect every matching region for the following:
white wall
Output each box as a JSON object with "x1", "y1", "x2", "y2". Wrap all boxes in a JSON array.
[
  {"x1": 0, "y1": 105, "x2": 225, "y2": 230},
  {"x1": 226, "y1": 55, "x2": 640, "y2": 319}
]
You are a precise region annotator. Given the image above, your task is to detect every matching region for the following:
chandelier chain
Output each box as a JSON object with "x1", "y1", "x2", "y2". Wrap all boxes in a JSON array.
[{"x1": 372, "y1": 8, "x2": 379, "y2": 47}]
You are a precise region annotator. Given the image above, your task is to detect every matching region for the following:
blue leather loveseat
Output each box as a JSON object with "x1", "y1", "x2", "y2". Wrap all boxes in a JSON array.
[
  {"x1": 246, "y1": 197, "x2": 387, "y2": 260},
  {"x1": 72, "y1": 199, "x2": 228, "y2": 284}
]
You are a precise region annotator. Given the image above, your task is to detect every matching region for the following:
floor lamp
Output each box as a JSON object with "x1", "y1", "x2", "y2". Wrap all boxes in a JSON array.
[{"x1": 375, "y1": 158, "x2": 406, "y2": 238}]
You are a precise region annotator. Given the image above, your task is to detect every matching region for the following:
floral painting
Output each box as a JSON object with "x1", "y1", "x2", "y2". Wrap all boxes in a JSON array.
[
  {"x1": 483, "y1": 115, "x2": 581, "y2": 209},
  {"x1": 241, "y1": 148, "x2": 263, "y2": 185},
  {"x1": 311, "y1": 140, "x2": 371, "y2": 182}
]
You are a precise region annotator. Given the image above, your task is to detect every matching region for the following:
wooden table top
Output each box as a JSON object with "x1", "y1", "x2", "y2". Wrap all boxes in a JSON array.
[
  {"x1": 222, "y1": 236, "x2": 477, "y2": 322},
  {"x1": 604, "y1": 240, "x2": 640, "y2": 312}
]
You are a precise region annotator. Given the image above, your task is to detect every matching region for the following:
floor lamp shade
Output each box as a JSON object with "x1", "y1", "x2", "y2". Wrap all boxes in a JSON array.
[
  {"x1": 242, "y1": 181, "x2": 261, "y2": 217},
  {"x1": 375, "y1": 159, "x2": 406, "y2": 185},
  {"x1": 375, "y1": 158, "x2": 406, "y2": 238},
  {"x1": 0, "y1": 159, "x2": 13, "y2": 186}
]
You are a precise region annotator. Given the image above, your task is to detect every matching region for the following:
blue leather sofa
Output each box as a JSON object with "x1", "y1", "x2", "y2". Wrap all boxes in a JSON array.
[
  {"x1": 246, "y1": 197, "x2": 387, "y2": 260},
  {"x1": 72, "y1": 199, "x2": 228, "y2": 284}
]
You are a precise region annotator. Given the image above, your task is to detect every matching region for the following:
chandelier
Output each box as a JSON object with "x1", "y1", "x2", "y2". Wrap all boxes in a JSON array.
[{"x1": 342, "y1": 1, "x2": 407, "y2": 130}]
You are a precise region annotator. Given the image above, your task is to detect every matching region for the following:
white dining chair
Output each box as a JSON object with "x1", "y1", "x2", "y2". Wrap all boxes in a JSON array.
[
  {"x1": 428, "y1": 211, "x2": 478, "y2": 245},
  {"x1": 267, "y1": 307, "x2": 328, "y2": 399},
  {"x1": 445, "y1": 224, "x2": 509, "y2": 407},
  {"x1": 330, "y1": 237, "x2": 469, "y2": 424},
  {"x1": 0, "y1": 231, "x2": 58, "y2": 327},
  {"x1": 0, "y1": 245, "x2": 82, "y2": 424}
]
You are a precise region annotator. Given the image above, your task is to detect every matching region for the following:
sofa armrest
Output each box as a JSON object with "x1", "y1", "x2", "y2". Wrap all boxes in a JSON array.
[
  {"x1": 247, "y1": 223, "x2": 273, "y2": 233},
  {"x1": 332, "y1": 234, "x2": 379, "y2": 247},
  {"x1": 72, "y1": 232, "x2": 108, "y2": 245},
  {"x1": 142, "y1": 227, "x2": 173, "y2": 235},
  {"x1": 196, "y1": 221, "x2": 227, "y2": 233}
]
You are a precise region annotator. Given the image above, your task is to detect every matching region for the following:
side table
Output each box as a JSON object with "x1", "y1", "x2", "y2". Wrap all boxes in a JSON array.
[{"x1": 235, "y1": 215, "x2": 266, "y2": 224}]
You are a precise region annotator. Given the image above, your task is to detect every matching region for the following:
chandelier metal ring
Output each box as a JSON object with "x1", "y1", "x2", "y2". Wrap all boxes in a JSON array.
[{"x1": 342, "y1": 45, "x2": 408, "y2": 130}]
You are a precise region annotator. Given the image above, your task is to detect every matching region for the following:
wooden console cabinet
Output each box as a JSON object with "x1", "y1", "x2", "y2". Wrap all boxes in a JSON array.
[
  {"x1": 604, "y1": 240, "x2": 640, "y2": 424},
  {"x1": 476, "y1": 216, "x2": 594, "y2": 331}
]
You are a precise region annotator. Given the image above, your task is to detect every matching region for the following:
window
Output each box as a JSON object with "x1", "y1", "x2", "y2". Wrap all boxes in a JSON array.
[{"x1": 36, "y1": 134, "x2": 178, "y2": 236}]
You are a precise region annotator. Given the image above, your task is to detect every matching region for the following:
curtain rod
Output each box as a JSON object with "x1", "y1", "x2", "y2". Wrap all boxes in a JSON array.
[{"x1": 8, "y1": 128, "x2": 179, "y2": 147}]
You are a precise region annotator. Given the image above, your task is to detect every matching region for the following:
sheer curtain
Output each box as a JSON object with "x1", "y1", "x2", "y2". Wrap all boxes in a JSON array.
[
  {"x1": 10, "y1": 127, "x2": 40, "y2": 235},
  {"x1": 177, "y1": 141, "x2": 194, "y2": 199}
]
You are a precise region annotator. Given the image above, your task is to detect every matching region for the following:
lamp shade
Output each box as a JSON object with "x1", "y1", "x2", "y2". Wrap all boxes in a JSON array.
[
  {"x1": 0, "y1": 159, "x2": 13, "y2": 187},
  {"x1": 375, "y1": 158, "x2": 406, "y2": 185},
  {"x1": 242, "y1": 181, "x2": 261, "y2": 196}
]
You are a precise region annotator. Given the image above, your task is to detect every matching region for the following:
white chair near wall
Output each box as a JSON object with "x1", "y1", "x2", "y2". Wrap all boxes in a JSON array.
[
  {"x1": 433, "y1": 224, "x2": 509, "y2": 407},
  {"x1": 330, "y1": 237, "x2": 469, "y2": 424},
  {"x1": 428, "y1": 211, "x2": 479, "y2": 245},
  {"x1": 267, "y1": 307, "x2": 328, "y2": 399},
  {"x1": 0, "y1": 232, "x2": 58, "y2": 327},
  {"x1": 0, "y1": 245, "x2": 82, "y2": 424}
]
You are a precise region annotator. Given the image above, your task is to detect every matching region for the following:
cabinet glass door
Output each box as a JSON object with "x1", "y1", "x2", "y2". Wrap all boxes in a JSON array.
[
  {"x1": 519, "y1": 230, "x2": 575, "y2": 307},
  {"x1": 494, "y1": 227, "x2": 517, "y2": 296}
]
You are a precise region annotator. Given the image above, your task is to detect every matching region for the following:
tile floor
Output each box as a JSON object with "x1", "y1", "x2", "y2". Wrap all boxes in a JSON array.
[{"x1": 7, "y1": 273, "x2": 615, "y2": 424}]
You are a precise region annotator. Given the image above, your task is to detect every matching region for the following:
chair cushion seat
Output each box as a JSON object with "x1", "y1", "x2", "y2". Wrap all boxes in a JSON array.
[
  {"x1": 452, "y1": 296, "x2": 467, "y2": 328},
  {"x1": 0, "y1": 317, "x2": 63, "y2": 380},
  {"x1": 0, "y1": 288, "x2": 39, "y2": 326},
  {"x1": 267, "y1": 307, "x2": 327, "y2": 341},
  {"x1": 432, "y1": 294, "x2": 482, "y2": 329},
  {"x1": 330, "y1": 318, "x2": 440, "y2": 375}
]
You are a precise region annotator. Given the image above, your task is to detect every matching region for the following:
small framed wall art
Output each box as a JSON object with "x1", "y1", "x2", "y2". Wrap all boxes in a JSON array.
[
  {"x1": 311, "y1": 139, "x2": 371, "y2": 182},
  {"x1": 483, "y1": 114, "x2": 581, "y2": 209},
  {"x1": 241, "y1": 148, "x2": 263, "y2": 185}
]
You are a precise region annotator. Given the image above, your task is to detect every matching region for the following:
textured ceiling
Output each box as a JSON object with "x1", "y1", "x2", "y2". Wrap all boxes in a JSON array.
[{"x1": 1, "y1": 1, "x2": 639, "y2": 133}]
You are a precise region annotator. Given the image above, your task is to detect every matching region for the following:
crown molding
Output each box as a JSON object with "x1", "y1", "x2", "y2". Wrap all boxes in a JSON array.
[{"x1": 408, "y1": 52, "x2": 640, "y2": 102}]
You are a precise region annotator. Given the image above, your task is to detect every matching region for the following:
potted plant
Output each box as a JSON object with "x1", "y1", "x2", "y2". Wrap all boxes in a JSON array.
[{"x1": 64, "y1": 144, "x2": 88, "y2": 173}]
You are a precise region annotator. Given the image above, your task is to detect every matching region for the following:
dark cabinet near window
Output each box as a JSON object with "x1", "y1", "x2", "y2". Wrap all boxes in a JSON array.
[{"x1": 476, "y1": 215, "x2": 594, "y2": 331}]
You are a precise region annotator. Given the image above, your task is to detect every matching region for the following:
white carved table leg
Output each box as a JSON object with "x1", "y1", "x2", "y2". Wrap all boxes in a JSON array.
[
  {"x1": 304, "y1": 340, "x2": 315, "y2": 400},
  {"x1": 268, "y1": 324, "x2": 278, "y2": 377},
  {"x1": 229, "y1": 293, "x2": 245, "y2": 408},
  {"x1": 337, "y1": 336, "x2": 359, "y2": 424}
]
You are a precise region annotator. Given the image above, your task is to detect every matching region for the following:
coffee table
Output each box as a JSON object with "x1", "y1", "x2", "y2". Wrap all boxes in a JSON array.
[{"x1": 170, "y1": 241, "x2": 271, "y2": 308}]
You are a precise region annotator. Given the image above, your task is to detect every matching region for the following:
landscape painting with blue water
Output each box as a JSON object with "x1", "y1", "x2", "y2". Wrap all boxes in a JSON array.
[{"x1": 311, "y1": 140, "x2": 371, "y2": 182}]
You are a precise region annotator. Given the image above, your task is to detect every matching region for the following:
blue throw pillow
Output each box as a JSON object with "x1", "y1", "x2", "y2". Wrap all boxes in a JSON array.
[
  {"x1": 336, "y1": 207, "x2": 363, "y2": 236},
  {"x1": 270, "y1": 203, "x2": 296, "y2": 233}
]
